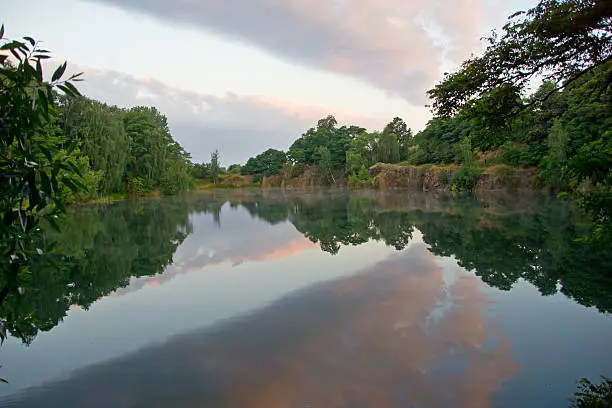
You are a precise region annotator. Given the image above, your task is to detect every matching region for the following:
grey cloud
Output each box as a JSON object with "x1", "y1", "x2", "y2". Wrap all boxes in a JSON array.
[
  {"x1": 75, "y1": 67, "x2": 379, "y2": 164},
  {"x1": 82, "y1": 0, "x2": 488, "y2": 104}
]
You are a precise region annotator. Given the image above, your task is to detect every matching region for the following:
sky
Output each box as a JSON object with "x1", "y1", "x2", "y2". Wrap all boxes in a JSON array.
[{"x1": 3, "y1": 0, "x2": 536, "y2": 164}]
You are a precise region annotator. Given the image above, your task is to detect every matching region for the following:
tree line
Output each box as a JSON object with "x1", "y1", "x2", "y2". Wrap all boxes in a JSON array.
[
  {"x1": 234, "y1": 0, "x2": 610, "y2": 246},
  {"x1": 57, "y1": 95, "x2": 193, "y2": 199},
  {"x1": 0, "y1": 27, "x2": 195, "y2": 350}
]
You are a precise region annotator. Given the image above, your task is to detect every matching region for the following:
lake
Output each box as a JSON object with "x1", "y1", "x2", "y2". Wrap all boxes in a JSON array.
[{"x1": 0, "y1": 189, "x2": 611, "y2": 407}]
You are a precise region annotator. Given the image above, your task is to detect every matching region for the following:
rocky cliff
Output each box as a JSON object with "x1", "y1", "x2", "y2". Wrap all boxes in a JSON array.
[{"x1": 369, "y1": 163, "x2": 539, "y2": 191}]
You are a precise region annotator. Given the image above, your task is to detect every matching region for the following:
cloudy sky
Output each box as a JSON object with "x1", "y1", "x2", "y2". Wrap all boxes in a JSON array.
[{"x1": 3, "y1": 0, "x2": 536, "y2": 163}]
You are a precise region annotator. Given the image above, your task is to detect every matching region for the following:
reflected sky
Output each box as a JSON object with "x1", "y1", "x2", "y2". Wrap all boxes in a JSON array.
[
  {"x1": 5, "y1": 244, "x2": 520, "y2": 408},
  {"x1": 0, "y1": 191, "x2": 611, "y2": 407}
]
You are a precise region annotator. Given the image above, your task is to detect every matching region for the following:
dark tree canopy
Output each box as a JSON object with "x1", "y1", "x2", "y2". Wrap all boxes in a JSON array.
[
  {"x1": 428, "y1": 0, "x2": 612, "y2": 117},
  {"x1": 241, "y1": 148, "x2": 287, "y2": 176}
]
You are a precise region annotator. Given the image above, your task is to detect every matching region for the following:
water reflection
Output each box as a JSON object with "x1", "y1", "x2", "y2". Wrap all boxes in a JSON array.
[
  {"x1": 1, "y1": 190, "x2": 611, "y2": 347},
  {"x1": 1, "y1": 190, "x2": 611, "y2": 407},
  {"x1": 8, "y1": 245, "x2": 518, "y2": 408}
]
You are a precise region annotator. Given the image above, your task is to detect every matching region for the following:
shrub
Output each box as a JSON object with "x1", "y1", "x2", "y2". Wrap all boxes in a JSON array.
[
  {"x1": 160, "y1": 176, "x2": 178, "y2": 195},
  {"x1": 500, "y1": 143, "x2": 523, "y2": 166},
  {"x1": 348, "y1": 166, "x2": 373, "y2": 189},
  {"x1": 127, "y1": 177, "x2": 147, "y2": 198},
  {"x1": 452, "y1": 166, "x2": 484, "y2": 191}
]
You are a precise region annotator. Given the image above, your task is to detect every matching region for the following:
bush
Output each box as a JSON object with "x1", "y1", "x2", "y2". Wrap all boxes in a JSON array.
[
  {"x1": 160, "y1": 176, "x2": 178, "y2": 195},
  {"x1": 437, "y1": 168, "x2": 450, "y2": 186},
  {"x1": 452, "y1": 166, "x2": 484, "y2": 191},
  {"x1": 348, "y1": 166, "x2": 373, "y2": 189},
  {"x1": 500, "y1": 143, "x2": 523, "y2": 166},
  {"x1": 127, "y1": 177, "x2": 147, "y2": 198}
]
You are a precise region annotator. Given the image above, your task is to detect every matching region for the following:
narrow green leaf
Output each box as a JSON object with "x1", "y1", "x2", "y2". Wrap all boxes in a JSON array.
[
  {"x1": 66, "y1": 160, "x2": 83, "y2": 178},
  {"x1": 51, "y1": 61, "x2": 67, "y2": 82},
  {"x1": 63, "y1": 81, "x2": 81, "y2": 96},
  {"x1": 66, "y1": 140, "x2": 78, "y2": 155},
  {"x1": 0, "y1": 24, "x2": 4, "y2": 40},
  {"x1": 0, "y1": 41, "x2": 24, "y2": 50},
  {"x1": 9, "y1": 49, "x2": 20, "y2": 62},
  {"x1": 72, "y1": 178, "x2": 88, "y2": 192},
  {"x1": 23, "y1": 36, "x2": 36, "y2": 46},
  {"x1": 57, "y1": 84, "x2": 74, "y2": 97},
  {"x1": 40, "y1": 171, "x2": 52, "y2": 194},
  {"x1": 16, "y1": 44, "x2": 29, "y2": 58},
  {"x1": 47, "y1": 216, "x2": 61, "y2": 233},
  {"x1": 62, "y1": 178, "x2": 78, "y2": 193},
  {"x1": 40, "y1": 145, "x2": 53, "y2": 162}
]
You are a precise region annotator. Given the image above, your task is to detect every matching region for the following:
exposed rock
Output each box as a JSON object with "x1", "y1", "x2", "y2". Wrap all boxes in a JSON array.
[
  {"x1": 369, "y1": 164, "x2": 458, "y2": 191},
  {"x1": 369, "y1": 163, "x2": 538, "y2": 192},
  {"x1": 475, "y1": 165, "x2": 539, "y2": 191}
]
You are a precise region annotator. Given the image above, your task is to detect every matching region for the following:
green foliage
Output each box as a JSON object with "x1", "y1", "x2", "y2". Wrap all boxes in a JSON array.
[
  {"x1": 287, "y1": 116, "x2": 364, "y2": 172},
  {"x1": 227, "y1": 164, "x2": 241, "y2": 174},
  {"x1": 241, "y1": 148, "x2": 287, "y2": 176},
  {"x1": 316, "y1": 146, "x2": 334, "y2": 185},
  {"x1": 127, "y1": 177, "x2": 147, "y2": 198},
  {"x1": 570, "y1": 377, "x2": 612, "y2": 407},
  {"x1": 210, "y1": 149, "x2": 221, "y2": 184},
  {"x1": 417, "y1": 0, "x2": 612, "y2": 245},
  {"x1": 0, "y1": 27, "x2": 87, "y2": 351},
  {"x1": 190, "y1": 162, "x2": 210, "y2": 181},
  {"x1": 410, "y1": 117, "x2": 469, "y2": 164},
  {"x1": 499, "y1": 143, "x2": 524, "y2": 166},
  {"x1": 428, "y1": 0, "x2": 611, "y2": 117},
  {"x1": 451, "y1": 167, "x2": 484, "y2": 191},
  {"x1": 345, "y1": 131, "x2": 377, "y2": 173},
  {"x1": 59, "y1": 97, "x2": 129, "y2": 193},
  {"x1": 348, "y1": 166, "x2": 372, "y2": 189},
  {"x1": 376, "y1": 130, "x2": 401, "y2": 164},
  {"x1": 384, "y1": 117, "x2": 413, "y2": 161}
]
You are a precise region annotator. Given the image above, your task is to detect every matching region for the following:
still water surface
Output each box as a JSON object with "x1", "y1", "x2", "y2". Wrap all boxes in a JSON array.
[{"x1": 0, "y1": 190, "x2": 611, "y2": 407}]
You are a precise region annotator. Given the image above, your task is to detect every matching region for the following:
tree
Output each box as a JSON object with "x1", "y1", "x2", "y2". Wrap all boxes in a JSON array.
[
  {"x1": 570, "y1": 377, "x2": 612, "y2": 407},
  {"x1": 346, "y1": 132, "x2": 377, "y2": 174},
  {"x1": 241, "y1": 149, "x2": 287, "y2": 176},
  {"x1": 190, "y1": 162, "x2": 210, "y2": 180},
  {"x1": 59, "y1": 97, "x2": 130, "y2": 193},
  {"x1": 428, "y1": 0, "x2": 612, "y2": 117},
  {"x1": 210, "y1": 149, "x2": 221, "y2": 184},
  {"x1": 317, "y1": 146, "x2": 334, "y2": 185},
  {"x1": 383, "y1": 117, "x2": 413, "y2": 161},
  {"x1": 287, "y1": 115, "x2": 353, "y2": 171},
  {"x1": 0, "y1": 26, "x2": 84, "y2": 344},
  {"x1": 376, "y1": 131, "x2": 401, "y2": 164}
]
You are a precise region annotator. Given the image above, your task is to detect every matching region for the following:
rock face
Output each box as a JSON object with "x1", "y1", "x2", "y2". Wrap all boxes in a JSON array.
[
  {"x1": 369, "y1": 164, "x2": 458, "y2": 191},
  {"x1": 369, "y1": 163, "x2": 539, "y2": 191},
  {"x1": 261, "y1": 175, "x2": 282, "y2": 188},
  {"x1": 252, "y1": 163, "x2": 538, "y2": 191},
  {"x1": 278, "y1": 166, "x2": 347, "y2": 189},
  {"x1": 476, "y1": 165, "x2": 539, "y2": 190}
]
